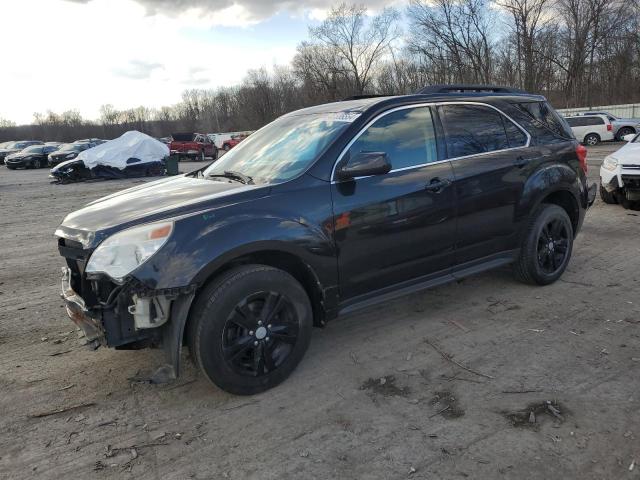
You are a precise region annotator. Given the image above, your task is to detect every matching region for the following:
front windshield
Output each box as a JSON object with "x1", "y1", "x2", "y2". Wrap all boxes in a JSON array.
[
  {"x1": 23, "y1": 145, "x2": 42, "y2": 153},
  {"x1": 203, "y1": 112, "x2": 357, "y2": 184}
]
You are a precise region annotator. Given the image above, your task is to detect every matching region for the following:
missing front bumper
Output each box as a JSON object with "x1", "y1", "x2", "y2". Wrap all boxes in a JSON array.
[{"x1": 60, "y1": 267, "x2": 104, "y2": 348}]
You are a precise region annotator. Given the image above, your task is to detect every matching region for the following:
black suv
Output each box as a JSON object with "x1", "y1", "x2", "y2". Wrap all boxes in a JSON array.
[{"x1": 56, "y1": 85, "x2": 596, "y2": 395}]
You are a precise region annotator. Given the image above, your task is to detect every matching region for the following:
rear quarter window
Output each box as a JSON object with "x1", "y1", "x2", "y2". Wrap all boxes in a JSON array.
[{"x1": 510, "y1": 101, "x2": 574, "y2": 144}]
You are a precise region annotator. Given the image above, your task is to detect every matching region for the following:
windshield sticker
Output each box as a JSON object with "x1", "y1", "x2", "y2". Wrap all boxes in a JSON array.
[{"x1": 325, "y1": 111, "x2": 361, "y2": 123}]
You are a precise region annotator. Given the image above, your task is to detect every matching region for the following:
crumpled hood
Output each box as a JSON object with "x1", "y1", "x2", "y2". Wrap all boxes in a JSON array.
[{"x1": 59, "y1": 175, "x2": 269, "y2": 240}]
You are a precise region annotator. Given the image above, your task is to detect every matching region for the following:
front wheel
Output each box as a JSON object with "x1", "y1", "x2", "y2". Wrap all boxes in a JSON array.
[
  {"x1": 200, "y1": 150, "x2": 205, "y2": 162},
  {"x1": 514, "y1": 204, "x2": 574, "y2": 285},
  {"x1": 188, "y1": 265, "x2": 313, "y2": 395},
  {"x1": 599, "y1": 183, "x2": 618, "y2": 204},
  {"x1": 584, "y1": 133, "x2": 600, "y2": 146}
]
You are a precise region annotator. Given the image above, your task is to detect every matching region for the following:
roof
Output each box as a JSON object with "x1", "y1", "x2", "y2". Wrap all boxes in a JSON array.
[{"x1": 287, "y1": 86, "x2": 545, "y2": 118}]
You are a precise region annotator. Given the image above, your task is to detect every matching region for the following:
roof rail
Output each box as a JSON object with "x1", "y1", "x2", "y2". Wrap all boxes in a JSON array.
[
  {"x1": 417, "y1": 84, "x2": 527, "y2": 95},
  {"x1": 341, "y1": 94, "x2": 391, "y2": 101}
]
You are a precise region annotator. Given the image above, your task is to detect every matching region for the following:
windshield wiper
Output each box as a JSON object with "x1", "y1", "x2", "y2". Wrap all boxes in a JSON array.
[{"x1": 207, "y1": 170, "x2": 254, "y2": 185}]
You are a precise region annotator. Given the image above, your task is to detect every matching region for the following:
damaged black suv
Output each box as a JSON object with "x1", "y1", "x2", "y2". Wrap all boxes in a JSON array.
[{"x1": 56, "y1": 85, "x2": 596, "y2": 395}]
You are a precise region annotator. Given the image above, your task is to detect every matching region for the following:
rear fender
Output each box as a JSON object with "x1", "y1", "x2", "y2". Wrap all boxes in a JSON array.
[{"x1": 516, "y1": 163, "x2": 584, "y2": 237}]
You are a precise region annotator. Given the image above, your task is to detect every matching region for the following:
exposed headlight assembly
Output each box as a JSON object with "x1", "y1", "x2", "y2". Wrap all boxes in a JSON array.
[
  {"x1": 86, "y1": 221, "x2": 174, "y2": 282},
  {"x1": 65, "y1": 153, "x2": 76, "y2": 159},
  {"x1": 602, "y1": 156, "x2": 618, "y2": 171}
]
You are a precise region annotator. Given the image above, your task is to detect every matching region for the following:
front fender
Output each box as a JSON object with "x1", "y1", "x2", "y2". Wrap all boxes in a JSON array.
[{"x1": 132, "y1": 209, "x2": 337, "y2": 292}]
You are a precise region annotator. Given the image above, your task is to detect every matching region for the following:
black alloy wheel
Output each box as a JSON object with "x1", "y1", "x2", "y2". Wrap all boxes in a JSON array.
[
  {"x1": 222, "y1": 291, "x2": 299, "y2": 377},
  {"x1": 514, "y1": 204, "x2": 574, "y2": 285},
  {"x1": 189, "y1": 265, "x2": 312, "y2": 395},
  {"x1": 536, "y1": 218, "x2": 570, "y2": 274}
]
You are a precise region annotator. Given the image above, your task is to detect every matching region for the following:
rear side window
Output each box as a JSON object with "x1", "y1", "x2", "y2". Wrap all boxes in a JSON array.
[
  {"x1": 512, "y1": 102, "x2": 573, "y2": 143},
  {"x1": 440, "y1": 104, "x2": 512, "y2": 157},
  {"x1": 348, "y1": 106, "x2": 438, "y2": 170},
  {"x1": 503, "y1": 119, "x2": 527, "y2": 148},
  {"x1": 566, "y1": 116, "x2": 604, "y2": 127}
]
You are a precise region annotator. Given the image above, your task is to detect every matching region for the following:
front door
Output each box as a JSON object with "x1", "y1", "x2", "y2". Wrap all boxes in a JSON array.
[{"x1": 331, "y1": 105, "x2": 456, "y2": 302}]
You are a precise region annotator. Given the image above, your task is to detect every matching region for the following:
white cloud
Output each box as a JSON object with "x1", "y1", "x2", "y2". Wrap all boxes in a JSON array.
[{"x1": 0, "y1": 0, "x2": 405, "y2": 124}]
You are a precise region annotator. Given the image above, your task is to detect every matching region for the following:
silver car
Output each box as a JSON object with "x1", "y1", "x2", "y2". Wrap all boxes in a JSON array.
[{"x1": 582, "y1": 111, "x2": 640, "y2": 140}]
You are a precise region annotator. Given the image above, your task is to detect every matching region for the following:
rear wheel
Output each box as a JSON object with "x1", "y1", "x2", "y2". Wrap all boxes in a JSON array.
[
  {"x1": 514, "y1": 204, "x2": 574, "y2": 285},
  {"x1": 599, "y1": 183, "x2": 618, "y2": 204},
  {"x1": 188, "y1": 265, "x2": 313, "y2": 395},
  {"x1": 584, "y1": 133, "x2": 600, "y2": 146},
  {"x1": 223, "y1": 144, "x2": 230, "y2": 151},
  {"x1": 617, "y1": 127, "x2": 635, "y2": 141}
]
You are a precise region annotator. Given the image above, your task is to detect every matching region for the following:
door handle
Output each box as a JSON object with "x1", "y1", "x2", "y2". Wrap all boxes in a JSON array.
[
  {"x1": 425, "y1": 177, "x2": 451, "y2": 193},
  {"x1": 514, "y1": 156, "x2": 528, "y2": 168}
]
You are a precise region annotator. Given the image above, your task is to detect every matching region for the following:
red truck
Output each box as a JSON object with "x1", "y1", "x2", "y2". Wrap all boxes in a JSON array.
[
  {"x1": 169, "y1": 133, "x2": 217, "y2": 161},
  {"x1": 222, "y1": 134, "x2": 247, "y2": 151}
]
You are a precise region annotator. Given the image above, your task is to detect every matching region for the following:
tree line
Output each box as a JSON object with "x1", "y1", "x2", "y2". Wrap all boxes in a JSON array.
[{"x1": 1, "y1": 0, "x2": 639, "y2": 142}]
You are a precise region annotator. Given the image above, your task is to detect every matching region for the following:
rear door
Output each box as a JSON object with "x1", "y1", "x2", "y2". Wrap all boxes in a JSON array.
[
  {"x1": 331, "y1": 105, "x2": 456, "y2": 302},
  {"x1": 438, "y1": 103, "x2": 531, "y2": 266}
]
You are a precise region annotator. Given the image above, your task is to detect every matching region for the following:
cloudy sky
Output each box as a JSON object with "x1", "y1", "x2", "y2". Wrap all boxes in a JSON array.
[{"x1": 2, "y1": 0, "x2": 401, "y2": 124}]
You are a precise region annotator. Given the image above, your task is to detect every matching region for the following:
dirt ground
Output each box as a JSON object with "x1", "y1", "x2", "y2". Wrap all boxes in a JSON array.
[{"x1": 0, "y1": 145, "x2": 639, "y2": 480}]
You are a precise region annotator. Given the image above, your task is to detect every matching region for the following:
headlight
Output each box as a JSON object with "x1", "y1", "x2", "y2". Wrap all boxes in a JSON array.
[
  {"x1": 66, "y1": 153, "x2": 76, "y2": 159},
  {"x1": 602, "y1": 156, "x2": 618, "y2": 171},
  {"x1": 85, "y1": 221, "x2": 174, "y2": 281}
]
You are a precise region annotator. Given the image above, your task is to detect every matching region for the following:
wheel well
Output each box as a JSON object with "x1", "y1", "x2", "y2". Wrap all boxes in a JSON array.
[
  {"x1": 541, "y1": 190, "x2": 579, "y2": 233},
  {"x1": 191, "y1": 250, "x2": 325, "y2": 328}
]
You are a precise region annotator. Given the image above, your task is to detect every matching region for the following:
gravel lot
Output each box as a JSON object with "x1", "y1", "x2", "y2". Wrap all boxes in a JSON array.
[{"x1": 0, "y1": 144, "x2": 638, "y2": 479}]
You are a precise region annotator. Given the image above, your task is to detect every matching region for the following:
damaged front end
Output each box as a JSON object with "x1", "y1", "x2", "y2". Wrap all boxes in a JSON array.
[{"x1": 58, "y1": 235, "x2": 195, "y2": 382}]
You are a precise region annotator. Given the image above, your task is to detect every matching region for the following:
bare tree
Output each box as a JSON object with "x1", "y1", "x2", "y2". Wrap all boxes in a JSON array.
[
  {"x1": 408, "y1": 0, "x2": 494, "y2": 84},
  {"x1": 308, "y1": 3, "x2": 400, "y2": 94}
]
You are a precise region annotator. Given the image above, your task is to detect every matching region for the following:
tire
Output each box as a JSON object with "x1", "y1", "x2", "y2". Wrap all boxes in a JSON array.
[
  {"x1": 617, "y1": 127, "x2": 635, "y2": 141},
  {"x1": 584, "y1": 133, "x2": 600, "y2": 146},
  {"x1": 34, "y1": 158, "x2": 43, "y2": 169},
  {"x1": 223, "y1": 144, "x2": 230, "y2": 151},
  {"x1": 200, "y1": 150, "x2": 205, "y2": 162},
  {"x1": 188, "y1": 265, "x2": 313, "y2": 395},
  {"x1": 513, "y1": 204, "x2": 574, "y2": 285},
  {"x1": 599, "y1": 183, "x2": 618, "y2": 204}
]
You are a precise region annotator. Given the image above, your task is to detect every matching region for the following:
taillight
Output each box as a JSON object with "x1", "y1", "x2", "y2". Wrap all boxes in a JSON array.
[
  {"x1": 607, "y1": 124, "x2": 612, "y2": 131},
  {"x1": 576, "y1": 144, "x2": 588, "y2": 174}
]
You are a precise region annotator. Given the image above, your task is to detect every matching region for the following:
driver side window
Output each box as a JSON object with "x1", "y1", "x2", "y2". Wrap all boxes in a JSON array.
[{"x1": 348, "y1": 106, "x2": 438, "y2": 170}]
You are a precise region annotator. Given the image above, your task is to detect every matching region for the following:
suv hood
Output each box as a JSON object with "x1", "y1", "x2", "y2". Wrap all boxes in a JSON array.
[
  {"x1": 59, "y1": 175, "x2": 268, "y2": 241},
  {"x1": 613, "y1": 142, "x2": 640, "y2": 165}
]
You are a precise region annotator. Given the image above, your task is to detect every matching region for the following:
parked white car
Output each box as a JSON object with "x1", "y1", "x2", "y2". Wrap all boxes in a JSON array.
[
  {"x1": 564, "y1": 114, "x2": 615, "y2": 145},
  {"x1": 600, "y1": 133, "x2": 640, "y2": 207}
]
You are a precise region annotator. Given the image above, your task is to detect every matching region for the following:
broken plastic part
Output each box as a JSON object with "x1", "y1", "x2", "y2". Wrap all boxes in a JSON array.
[{"x1": 128, "y1": 295, "x2": 170, "y2": 330}]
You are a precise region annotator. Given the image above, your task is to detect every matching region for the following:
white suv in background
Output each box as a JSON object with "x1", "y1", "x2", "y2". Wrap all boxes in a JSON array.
[{"x1": 564, "y1": 114, "x2": 614, "y2": 145}]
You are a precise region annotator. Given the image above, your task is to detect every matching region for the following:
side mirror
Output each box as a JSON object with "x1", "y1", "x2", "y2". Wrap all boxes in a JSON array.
[
  {"x1": 335, "y1": 151, "x2": 391, "y2": 181},
  {"x1": 623, "y1": 133, "x2": 636, "y2": 142}
]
